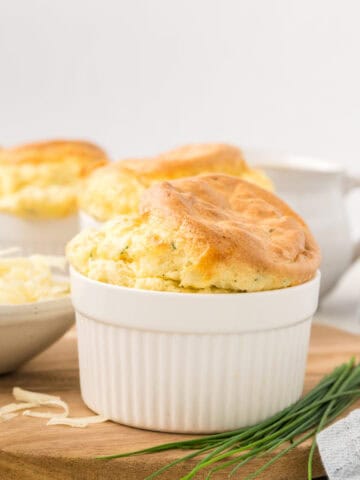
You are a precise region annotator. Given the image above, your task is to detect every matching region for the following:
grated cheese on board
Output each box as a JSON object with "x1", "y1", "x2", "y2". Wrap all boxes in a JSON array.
[{"x1": 0, "y1": 387, "x2": 109, "y2": 428}]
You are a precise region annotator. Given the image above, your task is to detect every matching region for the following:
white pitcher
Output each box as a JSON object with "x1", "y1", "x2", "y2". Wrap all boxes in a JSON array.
[{"x1": 245, "y1": 149, "x2": 360, "y2": 297}]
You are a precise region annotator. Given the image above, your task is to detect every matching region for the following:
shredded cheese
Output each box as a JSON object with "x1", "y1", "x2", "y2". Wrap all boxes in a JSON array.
[
  {"x1": 0, "y1": 387, "x2": 109, "y2": 428},
  {"x1": 0, "y1": 253, "x2": 69, "y2": 304},
  {"x1": 23, "y1": 399, "x2": 69, "y2": 419},
  {"x1": 0, "y1": 413, "x2": 18, "y2": 423},
  {"x1": 0, "y1": 402, "x2": 37, "y2": 418},
  {"x1": 10, "y1": 388, "x2": 68, "y2": 418},
  {"x1": 47, "y1": 415, "x2": 109, "y2": 428},
  {"x1": 13, "y1": 386, "x2": 60, "y2": 403}
]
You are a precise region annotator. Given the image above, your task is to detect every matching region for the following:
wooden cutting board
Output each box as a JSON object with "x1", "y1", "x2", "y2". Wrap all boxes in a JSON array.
[{"x1": 0, "y1": 324, "x2": 359, "y2": 480}]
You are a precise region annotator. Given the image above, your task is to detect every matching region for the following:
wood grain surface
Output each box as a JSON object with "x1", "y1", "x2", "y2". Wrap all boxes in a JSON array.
[{"x1": 0, "y1": 324, "x2": 359, "y2": 480}]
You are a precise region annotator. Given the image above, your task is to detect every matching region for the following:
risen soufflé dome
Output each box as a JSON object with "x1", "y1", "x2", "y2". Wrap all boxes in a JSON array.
[
  {"x1": 79, "y1": 143, "x2": 273, "y2": 221},
  {"x1": 0, "y1": 140, "x2": 109, "y2": 218},
  {"x1": 68, "y1": 174, "x2": 320, "y2": 293}
]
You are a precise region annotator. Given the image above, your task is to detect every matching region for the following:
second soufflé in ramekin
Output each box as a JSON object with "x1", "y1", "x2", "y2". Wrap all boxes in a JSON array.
[{"x1": 79, "y1": 143, "x2": 273, "y2": 223}]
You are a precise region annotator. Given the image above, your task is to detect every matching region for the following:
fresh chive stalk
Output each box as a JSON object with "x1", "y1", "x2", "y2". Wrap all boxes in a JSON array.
[{"x1": 98, "y1": 358, "x2": 360, "y2": 479}]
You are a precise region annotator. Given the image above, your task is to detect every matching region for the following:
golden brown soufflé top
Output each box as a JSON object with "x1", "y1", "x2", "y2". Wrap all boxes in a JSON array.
[
  {"x1": 68, "y1": 174, "x2": 320, "y2": 293},
  {"x1": 79, "y1": 143, "x2": 273, "y2": 221},
  {"x1": 0, "y1": 140, "x2": 109, "y2": 218}
]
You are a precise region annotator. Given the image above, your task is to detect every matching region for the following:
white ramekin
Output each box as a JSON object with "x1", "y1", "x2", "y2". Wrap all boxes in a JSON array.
[
  {"x1": 0, "y1": 212, "x2": 79, "y2": 255},
  {"x1": 70, "y1": 268, "x2": 320, "y2": 433},
  {"x1": 79, "y1": 210, "x2": 103, "y2": 230}
]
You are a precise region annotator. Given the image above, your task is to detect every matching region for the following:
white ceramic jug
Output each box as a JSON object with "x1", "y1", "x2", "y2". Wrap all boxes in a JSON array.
[{"x1": 245, "y1": 149, "x2": 360, "y2": 297}]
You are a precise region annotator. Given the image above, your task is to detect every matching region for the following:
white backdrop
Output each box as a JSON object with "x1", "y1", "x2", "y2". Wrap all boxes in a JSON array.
[{"x1": 1, "y1": 0, "x2": 360, "y2": 174}]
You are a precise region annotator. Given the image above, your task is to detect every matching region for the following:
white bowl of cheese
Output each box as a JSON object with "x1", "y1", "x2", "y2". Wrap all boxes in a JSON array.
[{"x1": 0, "y1": 252, "x2": 74, "y2": 373}]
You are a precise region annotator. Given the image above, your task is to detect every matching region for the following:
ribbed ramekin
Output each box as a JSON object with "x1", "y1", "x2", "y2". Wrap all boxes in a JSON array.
[
  {"x1": 0, "y1": 213, "x2": 79, "y2": 255},
  {"x1": 70, "y1": 268, "x2": 320, "y2": 433},
  {"x1": 79, "y1": 210, "x2": 103, "y2": 230}
]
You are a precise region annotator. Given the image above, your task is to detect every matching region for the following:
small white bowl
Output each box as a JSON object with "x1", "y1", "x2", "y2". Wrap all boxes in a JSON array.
[
  {"x1": 0, "y1": 295, "x2": 74, "y2": 374},
  {"x1": 79, "y1": 211, "x2": 103, "y2": 230},
  {"x1": 0, "y1": 212, "x2": 79, "y2": 255},
  {"x1": 70, "y1": 268, "x2": 320, "y2": 433}
]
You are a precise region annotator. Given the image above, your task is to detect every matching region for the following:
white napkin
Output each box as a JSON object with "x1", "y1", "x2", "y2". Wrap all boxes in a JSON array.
[{"x1": 317, "y1": 409, "x2": 360, "y2": 479}]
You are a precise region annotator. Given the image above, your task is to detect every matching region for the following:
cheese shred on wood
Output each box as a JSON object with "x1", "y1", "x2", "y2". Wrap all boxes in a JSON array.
[{"x1": 0, "y1": 387, "x2": 108, "y2": 428}]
